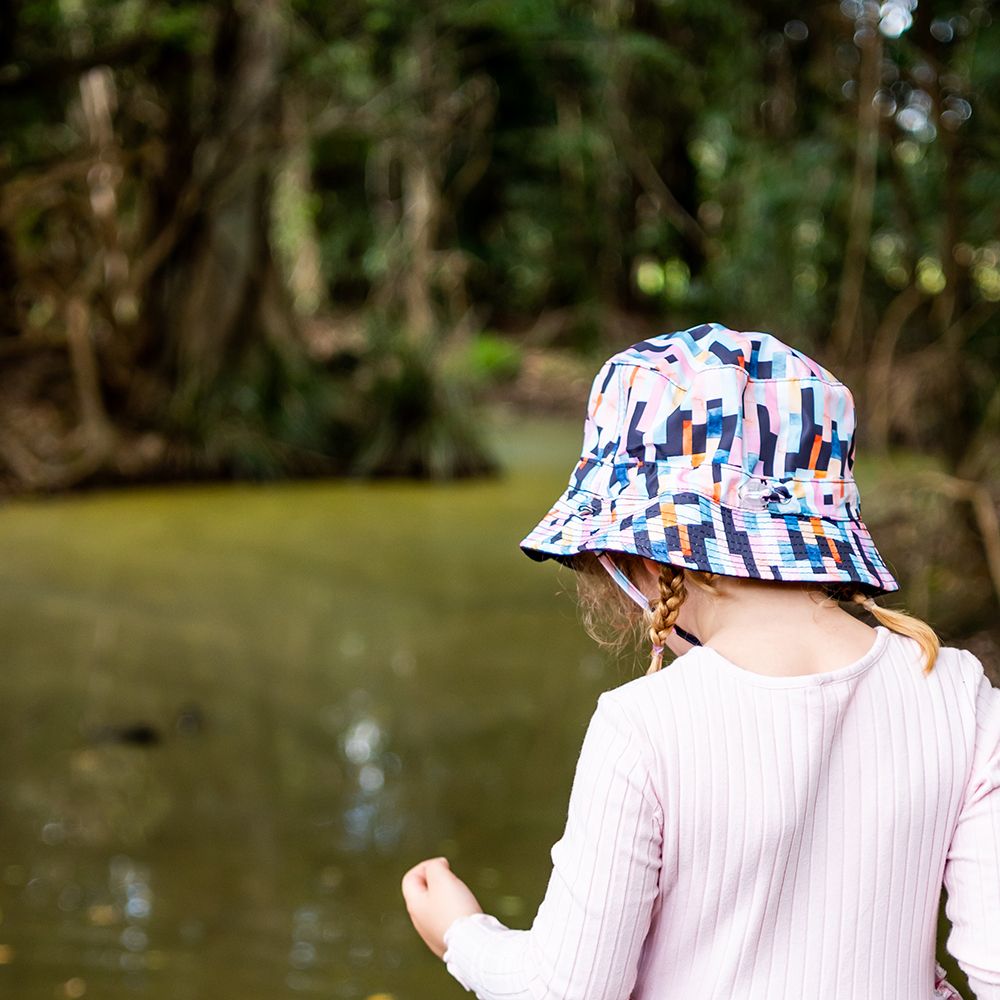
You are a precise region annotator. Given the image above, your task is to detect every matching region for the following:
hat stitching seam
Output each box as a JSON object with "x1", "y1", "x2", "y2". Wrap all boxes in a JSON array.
[
  {"x1": 549, "y1": 486, "x2": 862, "y2": 519},
  {"x1": 534, "y1": 529, "x2": 881, "y2": 555},
  {"x1": 608, "y1": 358, "x2": 845, "y2": 388},
  {"x1": 566, "y1": 458, "x2": 854, "y2": 484},
  {"x1": 529, "y1": 537, "x2": 882, "y2": 580}
]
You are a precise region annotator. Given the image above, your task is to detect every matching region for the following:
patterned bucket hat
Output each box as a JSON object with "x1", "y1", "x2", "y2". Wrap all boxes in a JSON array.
[{"x1": 519, "y1": 322, "x2": 900, "y2": 595}]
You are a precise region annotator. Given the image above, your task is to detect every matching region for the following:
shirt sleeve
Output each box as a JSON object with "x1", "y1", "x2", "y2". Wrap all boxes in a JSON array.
[
  {"x1": 942, "y1": 653, "x2": 1000, "y2": 1000},
  {"x1": 441, "y1": 689, "x2": 664, "y2": 1000}
]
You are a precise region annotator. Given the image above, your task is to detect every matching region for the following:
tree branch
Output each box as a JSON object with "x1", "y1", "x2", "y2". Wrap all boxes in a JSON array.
[
  {"x1": 912, "y1": 470, "x2": 1000, "y2": 610},
  {"x1": 0, "y1": 35, "x2": 158, "y2": 95}
]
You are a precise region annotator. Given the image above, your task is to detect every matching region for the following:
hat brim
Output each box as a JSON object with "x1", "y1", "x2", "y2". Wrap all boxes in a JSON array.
[{"x1": 520, "y1": 485, "x2": 900, "y2": 596}]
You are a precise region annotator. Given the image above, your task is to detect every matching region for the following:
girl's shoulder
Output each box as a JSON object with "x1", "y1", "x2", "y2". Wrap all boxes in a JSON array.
[{"x1": 923, "y1": 640, "x2": 994, "y2": 699}]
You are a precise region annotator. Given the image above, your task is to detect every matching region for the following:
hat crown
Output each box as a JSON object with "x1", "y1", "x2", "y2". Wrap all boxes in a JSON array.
[{"x1": 579, "y1": 323, "x2": 860, "y2": 519}]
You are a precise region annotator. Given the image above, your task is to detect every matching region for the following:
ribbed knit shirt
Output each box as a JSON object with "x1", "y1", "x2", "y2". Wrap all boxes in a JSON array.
[{"x1": 441, "y1": 625, "x2": 1000, "y2": 1000}]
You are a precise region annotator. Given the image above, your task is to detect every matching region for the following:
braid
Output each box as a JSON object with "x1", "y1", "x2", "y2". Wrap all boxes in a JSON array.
[{"x1": 647, "y1": 564, "x2": 688, "y2": 675}]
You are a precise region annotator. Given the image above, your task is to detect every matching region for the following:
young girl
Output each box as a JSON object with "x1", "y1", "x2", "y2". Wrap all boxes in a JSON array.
[{"x1": 401, "y1": 323, "x2": 1000, "y2": 1000}]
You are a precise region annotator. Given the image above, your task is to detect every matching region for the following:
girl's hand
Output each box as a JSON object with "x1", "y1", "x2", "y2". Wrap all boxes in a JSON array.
[{"x1": 401, "y1": 856, "x2": 483, "y2": 959}]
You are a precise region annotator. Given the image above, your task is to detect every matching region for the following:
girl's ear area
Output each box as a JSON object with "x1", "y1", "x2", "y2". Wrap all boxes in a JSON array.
[{"x1": 638, "y1": 557, "x2": 661, "y2": 588}]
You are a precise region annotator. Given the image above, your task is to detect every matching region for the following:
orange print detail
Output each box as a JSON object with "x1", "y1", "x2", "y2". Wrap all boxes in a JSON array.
[
  {"x1": 678, "y1": 523, "x2": 691, "y2": 556},
  {"x1": 808, "y1": 433, "x2": 822, "y2": 469},
  {"x1": 683, "y1": 419, "x2": 692, "y2": 454}
]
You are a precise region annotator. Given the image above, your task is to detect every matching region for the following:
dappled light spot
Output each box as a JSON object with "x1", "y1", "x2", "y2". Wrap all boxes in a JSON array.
[
  {"x1": 878, "y1": 0, "x2": 917, "y2": 38},
  {"x1": 496, "y1": 895, "x2": 524, "y2": 918}
]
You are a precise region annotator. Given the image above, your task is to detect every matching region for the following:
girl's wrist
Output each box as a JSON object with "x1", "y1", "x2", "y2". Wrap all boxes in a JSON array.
[{"x1": 443, "y1": 910, "x2": 486, "y2": 946}]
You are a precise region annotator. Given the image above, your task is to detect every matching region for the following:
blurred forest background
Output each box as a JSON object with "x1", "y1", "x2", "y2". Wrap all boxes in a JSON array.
[
  {"x1": 1, "y1": 0, "x2": 997, "y2": 476},
  {"x1": 2, "y1": 2, "x2": 1000, "y2": 997},
  {"x1": 3, "y1": 0, "x2": 999, "y2": 630}
]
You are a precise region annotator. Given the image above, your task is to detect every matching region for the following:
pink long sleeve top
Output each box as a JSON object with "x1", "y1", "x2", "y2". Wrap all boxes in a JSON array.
[{"x1": 441, "y1": 625, "x2": 1000, "y2": 1000}]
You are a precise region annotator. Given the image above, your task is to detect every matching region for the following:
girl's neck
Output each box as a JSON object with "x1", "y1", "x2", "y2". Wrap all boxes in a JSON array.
[{"x1": 686, "y1": 593, "x2": 879, "y2": 675}]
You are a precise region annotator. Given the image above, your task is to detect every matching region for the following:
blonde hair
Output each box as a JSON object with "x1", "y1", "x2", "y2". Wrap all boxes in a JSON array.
[{"x1": 569, "y1": 552, "x2": 940, "y2": 677}]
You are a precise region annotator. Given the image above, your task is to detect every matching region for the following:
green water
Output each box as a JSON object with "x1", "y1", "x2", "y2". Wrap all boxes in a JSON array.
[
  {"x1": 0, "y1": 414, "x2": 966, "y2": 999},
  {"x1": 0, "y1": 414, "x2": 629, "y2": 1000}
]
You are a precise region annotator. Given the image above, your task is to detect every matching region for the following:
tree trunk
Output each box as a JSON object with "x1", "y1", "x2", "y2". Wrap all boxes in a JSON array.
[
  {"x1": 148, "y1": 0, "x2": 294, "y2": 424},
  {"x1": 831, "y1": 3, "x2": 883, "y2": 363}
]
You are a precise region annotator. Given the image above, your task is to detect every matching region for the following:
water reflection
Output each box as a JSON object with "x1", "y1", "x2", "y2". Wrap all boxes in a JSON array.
[{"x1": 326, "y1": 693, "x2": 406, "y2": 856}]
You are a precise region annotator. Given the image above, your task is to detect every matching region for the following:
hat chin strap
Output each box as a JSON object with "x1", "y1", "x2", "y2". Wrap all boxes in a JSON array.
[{"x1": 595, "y1": 553, "x2": 703, "y2": 649}]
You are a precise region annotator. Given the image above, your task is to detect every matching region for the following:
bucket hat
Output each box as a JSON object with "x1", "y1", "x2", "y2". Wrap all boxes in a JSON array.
[{"x1": 519, "y1": 322, "x2": 900, "y2": 596}]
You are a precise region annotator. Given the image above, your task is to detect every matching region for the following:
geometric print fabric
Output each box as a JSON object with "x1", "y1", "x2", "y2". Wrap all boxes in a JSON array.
[{"x1": 519, "y1": 322, "x2": 900, "y2": 594}]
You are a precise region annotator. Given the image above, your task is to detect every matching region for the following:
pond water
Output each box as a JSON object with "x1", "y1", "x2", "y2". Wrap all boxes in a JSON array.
[
  {"x1": 0, "y1": 413, "x2": 961, "y2": 999},
  {"x1": 0, "y1": 414, "x2": 630, "y2": 1000}
]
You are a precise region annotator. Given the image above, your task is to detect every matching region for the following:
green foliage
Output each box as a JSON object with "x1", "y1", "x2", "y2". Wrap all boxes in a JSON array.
[
  {"x1": 168, "y1": 341, "x2": 359, "y2": 481},
  {"x1": 446, "y1": 332, "x2": 523, "y2": 387},
  {"x1": 350, "y1": 322, "x2": 499, "y2": 479},
  {"x1": 468, "y1": 332, "x2": 523, "y2": 385}
]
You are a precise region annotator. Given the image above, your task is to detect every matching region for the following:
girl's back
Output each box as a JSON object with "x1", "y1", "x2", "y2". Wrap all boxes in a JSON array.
[{"x1": 610, "y1": 626, "x2": 996, "y2": 999}]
